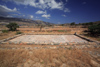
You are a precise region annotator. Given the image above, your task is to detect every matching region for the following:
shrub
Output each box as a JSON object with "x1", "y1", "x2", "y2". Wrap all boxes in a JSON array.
[
  {"x1": 88, "y1": 24, "x2": 100, "y2": 36},
  {"x1": 48, "y1": 31, "x2": 52, "y2": 33},
  {"x1": 2, "y1": 30, "x2": 9, "y2": 33},
  {"x1": 16, "y1": 31, "x2": 22, "y2": 34},
  {"x1": 70, "y1": 22, "x2": 75, "y2": 25},
  {"x1": 6, "y1": 23, "x2": 19, "y2": 31},
  {"x1": 58, "y1": 30, "x2": 66, "y2": 32}
]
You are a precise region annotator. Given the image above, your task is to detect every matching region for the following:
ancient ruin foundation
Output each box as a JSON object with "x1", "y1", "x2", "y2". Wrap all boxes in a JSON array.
[{"x1": 7, "y1": 35, "x2": 88, "y2": 44}]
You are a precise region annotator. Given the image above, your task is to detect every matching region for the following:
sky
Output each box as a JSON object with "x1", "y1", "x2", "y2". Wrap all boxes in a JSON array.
[{"x1": 0, "y1": 0, "x2": 100, "y2": 24}]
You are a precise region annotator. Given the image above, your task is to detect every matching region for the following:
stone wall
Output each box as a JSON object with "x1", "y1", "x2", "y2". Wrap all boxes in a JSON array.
[
  {"x1": 75, "y1": 34, "x2": 100, "y2": 45},
  {"x1": 0, "y1": 34, "x2": 23, "y2": 44}
]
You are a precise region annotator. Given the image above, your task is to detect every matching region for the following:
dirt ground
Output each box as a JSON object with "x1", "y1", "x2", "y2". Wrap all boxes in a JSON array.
[{"x1": 0, "y1": 45, "x2": 100, "y2": 67}]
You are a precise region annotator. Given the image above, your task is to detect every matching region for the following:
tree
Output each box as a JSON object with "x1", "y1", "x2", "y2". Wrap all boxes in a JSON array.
[
  {"x1": 70, "y1": 22, "x2": 75, "y2": 25},
  {"x1": 6, "y1": 23, "x2": 19, "y2": 31},
  {"x1": 39, "y1": 25, "x2": 45, "y2": 32}
]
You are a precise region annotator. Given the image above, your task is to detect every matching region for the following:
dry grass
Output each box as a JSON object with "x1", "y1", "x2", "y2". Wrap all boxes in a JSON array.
[
  {"x1": 18, "y1": 27, "x2": 87, "y2": 34},
  {"x1": 0, "y1": 31, "x2": 16, "y2": 40},
  {"x1": 0, "y1": 48, "x2": 98, "y2": 67},
  {"x1": 0, "y1": 49, "x2": 29, "y2": 67}
]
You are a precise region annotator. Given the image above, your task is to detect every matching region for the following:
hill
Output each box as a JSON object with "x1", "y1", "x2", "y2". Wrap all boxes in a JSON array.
[{"x1": 0, "y1": 17, "x2": 54, "y2": 26}]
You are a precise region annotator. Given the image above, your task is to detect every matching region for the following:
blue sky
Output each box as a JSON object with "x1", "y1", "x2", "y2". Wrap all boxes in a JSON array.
[{"x1": 0, "y1": 0, "x2": 100, "y2": 24}]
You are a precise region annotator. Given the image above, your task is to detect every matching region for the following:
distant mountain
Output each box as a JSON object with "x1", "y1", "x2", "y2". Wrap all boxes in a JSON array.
[
  {"x1": 0, "y1": 17, "x2": 54, "y2": 26},
  {"x1": 62, "y1": 21, "x2": 100, "y2": 26}
]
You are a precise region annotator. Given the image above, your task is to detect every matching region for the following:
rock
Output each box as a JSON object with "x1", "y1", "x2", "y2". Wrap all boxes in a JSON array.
[
  {"x1": 97, "y1": 59, "x2": 100, "y2": 62},
  {"x1": 17, "y1": 64, "x2": 23, "y2": 67},
  {"x1": 53, "y1": 59, "x2": 61, "y2": 65},
  {"x1": 91, "y1": 60, "x2": 100, "y2": 67},
  {"x1": 34, "y1": 47, "x2": 38, "y2": 49},
  {"x1": 47, "y1": 63, "x2": 55, "y2": 67},
  {"x1": 60, "y1": 64, "x2": 67, "y2": 67},
  {"x1": 0, "y1": 31, "x2": 2, "y2": 33},
  {"x1": 51, "y1": 43, "x2": 54, "y2": 45},
  {"x1": 32, "y1": 62, "x2": 43, "y2": 67},
  {"x1": 40, "y1": 59, "x2": 44, "y2": 63},
  {"x1": 29, "y1": 51, "x2": 33, "y2": 54},
  {"x1": 24, "y1": 60, "x2": 35, "y2": 67},
  {"x1": 34, "y1": 58, "x2": 40, "y2": 62}
]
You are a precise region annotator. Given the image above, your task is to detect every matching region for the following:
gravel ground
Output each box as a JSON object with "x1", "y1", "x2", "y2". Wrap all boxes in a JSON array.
[{"x1": 8, "y1": 35, "x2": 88, "y2": 44}]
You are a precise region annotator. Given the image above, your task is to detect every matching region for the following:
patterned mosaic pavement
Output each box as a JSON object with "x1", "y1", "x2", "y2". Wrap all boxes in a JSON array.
[{"x1": 8, "y1": 35, "x2": 88, "y2": 44}]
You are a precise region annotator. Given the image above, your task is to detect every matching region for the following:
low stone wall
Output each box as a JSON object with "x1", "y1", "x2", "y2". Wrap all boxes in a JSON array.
[
  {"x1": 0, "y1": 31, "x2": 2, "y2": 34},
  {"x1": 4, "y1": 41, "x2": 97, "y2": 46},
  {"x1": 24, "y1": 33, "x2": 74, "y2": 35},
  {"x1": 0, "y1": 34, "x2": 23, "y2": 44},
  {"x1": 0, "y1": 44, "x2": 100, "y2": 50},
  {"x1": 1, "y1": 34, "x2": 99, "y2": 45},
  {"x1": 75, "y1": 34, "x2": 100, "y2": 45}
]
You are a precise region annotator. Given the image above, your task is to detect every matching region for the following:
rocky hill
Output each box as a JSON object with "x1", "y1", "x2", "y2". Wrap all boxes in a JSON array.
[{"x1": 0, "y1": 17, "x2": 54, "y2": 26}]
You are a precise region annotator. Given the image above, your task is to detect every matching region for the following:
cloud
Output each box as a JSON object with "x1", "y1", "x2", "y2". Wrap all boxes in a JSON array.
[
  {"x1": 0, "y1": 5, "x2": 18, "y2": 17},
  {"x1": 36, "y1": 16, "x2": 39, "y2": 19},
  {"x1": 36, "y1": 10, "x2": 51, "y2": 19},
  {"x1": 64, "y1": 8, "x2": 70, "y2": 12},
  {"x1": 47, "y1": 0, "x2": 63, "y2": 10},
  {"x1": 66, "y1": 0, "x2": 68, "y2": 2},
  {"x1": 23, "y1": 15, "x2": 25, "y2": 17},
  {"x1": 30, "y1": 15, "x2": 34, "y2": 19},
  {"x1": 6, "y1": 15, "x2": 13, "y2": 18},
  {"x1": 0, "y1": 5, "x2": 17, "y2": 12},
  {"x1": 42, "y1": 14, "x2": 50, "y2": 19},
  {"x1": 36, "y1": 10, "x2": 46, "y2": 14},
  {"x1": 3, "y1": 0, "x2": 70, "y2": 12},
  {"x1": 58, "y1": 22, "x2": 61, "y2": 24},
  {"x1": 62, "y1": 15, "x2": 66, "y2": 17},
  {"x1": 82, "y1": 2, "x2": 86, "y2": 4}
]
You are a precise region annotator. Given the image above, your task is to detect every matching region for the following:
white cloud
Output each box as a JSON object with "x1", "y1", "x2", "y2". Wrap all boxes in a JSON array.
[
  {"x1": 0, "y1": 5, "x2": 18, "y2": 17},
  {"x1": 66, "y1": 0, "x2": 68, "y2": 2},
  {"x1": 3, "y1": 0, "x2": 69, "y2": 12},
  {"x1": 36, "y1": 16, "x2": 39, "y2": 18},
  {"x1": 62, "y1": 15, "x2": 66, "y2": 17},
  {"x1": 42, "y1": 14, "x2": 51, "y2": 19},
  {"x1": 0, "y1": 5, "x2": 17, "y2": 12},
  {"x1": 64, "y1": 8, "x2": 70, "y2": 12},
  {"x1": 23, "y1": 15, "x2": 25, "y2": 17},
  {"x1": 30, "y1": 15, "x2": 34, "y2": 19},
  {"x1": 6, "y1": 15, "x2": 13, "y2": 17},
  {"x1": 58, "y1": 22, "x2": 61, "y2": 24},
  {"x1": 82, "y1": 2, "x2": 86, "y2": 4},
  {"x1": 47, "y1": 0, "x2": 63, "y2": 10},
  {"x1": 36, "y1": 10, "x2": 46, "y2": 14},
  {"x1": 36, "y1": 10, "x2": 51, "y2": 19}
]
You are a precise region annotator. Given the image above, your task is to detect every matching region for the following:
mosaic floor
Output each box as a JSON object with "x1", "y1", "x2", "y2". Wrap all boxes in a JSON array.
[{"x1": 8, "y1": 35, "x2": 88, "y2": 44}]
